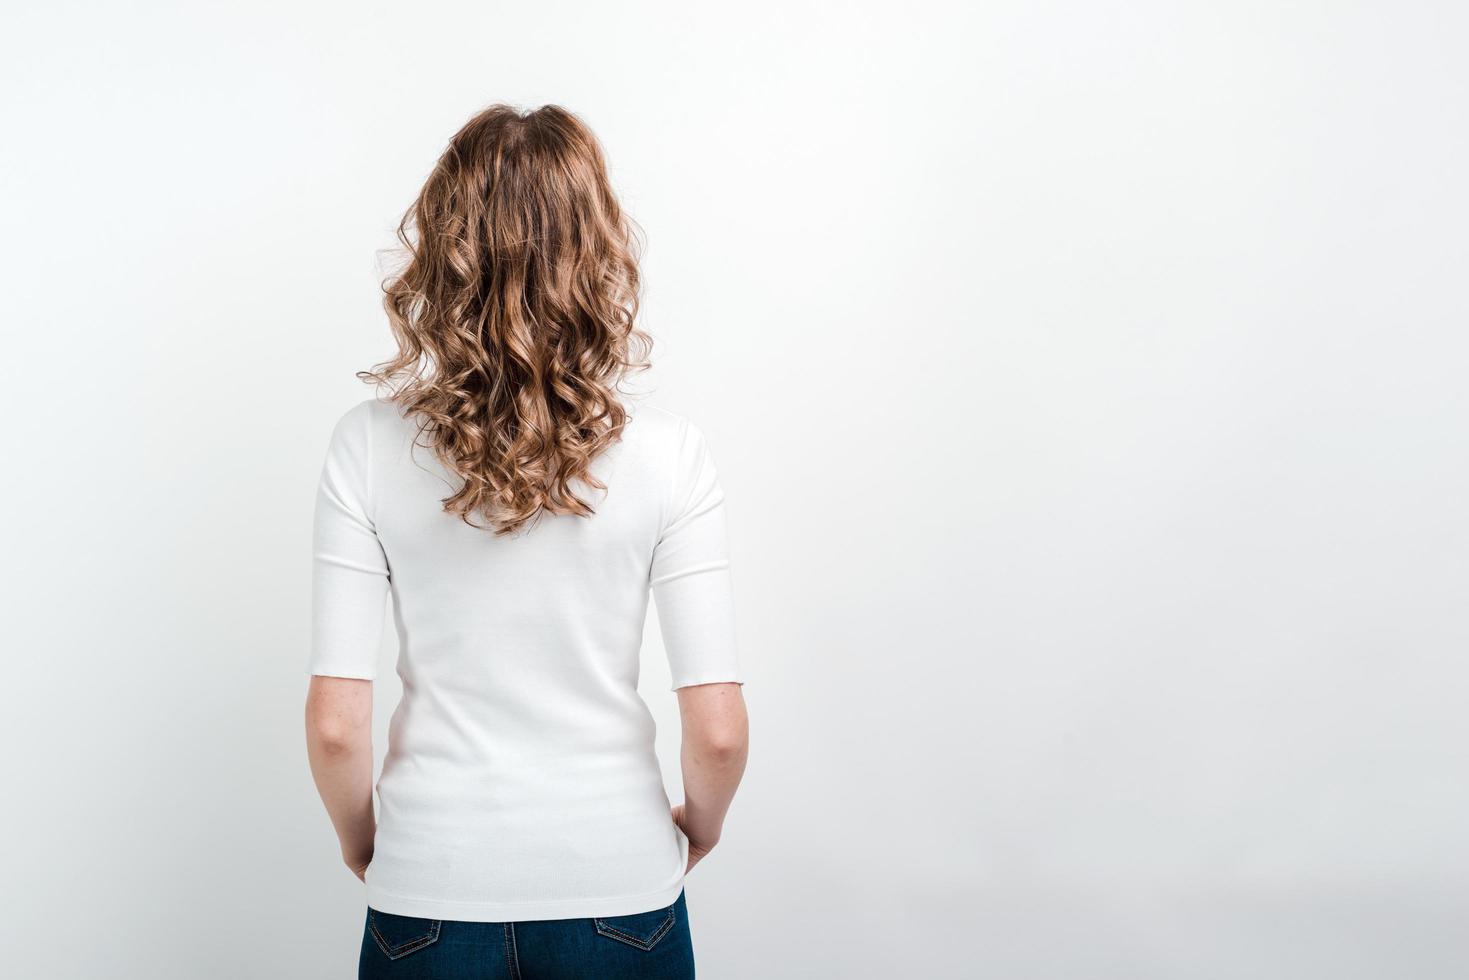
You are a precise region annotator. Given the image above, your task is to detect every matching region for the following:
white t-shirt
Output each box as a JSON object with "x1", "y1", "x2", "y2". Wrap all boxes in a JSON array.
[{"x1": 308, "y1": 396, "x2": 742, "y2": 921}]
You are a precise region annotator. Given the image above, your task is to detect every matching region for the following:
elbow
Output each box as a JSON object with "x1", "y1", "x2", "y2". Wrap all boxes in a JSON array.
[
  {"x1": 679, "y1": 682, "x2": 749, "y2": 764},
  {"x1": 691, "y1": 723, "x2": 749, "y2": 765},
  {"x1": 308, "y1": 716, "x2": 368, "y2": 756},
  {"x1": 305, "y1": 685, "x2": 371, "y2": 756}
]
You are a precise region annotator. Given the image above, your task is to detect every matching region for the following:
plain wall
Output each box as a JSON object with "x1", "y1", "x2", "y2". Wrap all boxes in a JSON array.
[{"x1": 2, "y1": 1, "x2": 1466, "y2": 977}]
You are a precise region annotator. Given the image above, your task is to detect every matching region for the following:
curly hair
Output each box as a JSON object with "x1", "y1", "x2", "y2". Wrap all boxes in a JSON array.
[{"x1": 360, "y1": 104, "x2": 651, "y2": 535}]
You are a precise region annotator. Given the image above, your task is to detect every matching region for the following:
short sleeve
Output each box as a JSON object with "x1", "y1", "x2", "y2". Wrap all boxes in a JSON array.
[
  {"x1": 308, "y1": 403, "x2": 390, "y2": 679},
  {"x1": 649, "y1": 419, "x2": 742, "y2": 690}
]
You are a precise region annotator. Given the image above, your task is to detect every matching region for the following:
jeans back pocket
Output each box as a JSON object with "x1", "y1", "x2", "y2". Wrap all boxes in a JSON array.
[
  {"x1": 593, "y1": 901, "x2": 678, "y2": 951},
  {"x1": 368, "y1": 909, "x2": 442, "y2": 960}
]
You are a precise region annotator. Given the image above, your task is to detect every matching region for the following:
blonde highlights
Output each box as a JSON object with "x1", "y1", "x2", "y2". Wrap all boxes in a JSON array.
[{"x1": 360, "y1": 104, "x2": 650, "y2": 535}]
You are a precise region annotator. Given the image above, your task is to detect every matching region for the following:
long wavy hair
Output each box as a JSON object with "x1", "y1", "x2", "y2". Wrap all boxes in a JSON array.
[{"x1": 360, "y1": 104, "x2": 651, "y2": 535}]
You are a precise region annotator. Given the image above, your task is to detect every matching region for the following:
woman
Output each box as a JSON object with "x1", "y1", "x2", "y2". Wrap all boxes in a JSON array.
[{"x1": 304, "y1": 103, "x2": 749, "y2": 980}]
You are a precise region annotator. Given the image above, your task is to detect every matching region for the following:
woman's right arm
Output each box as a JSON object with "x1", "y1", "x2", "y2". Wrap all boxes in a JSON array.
[
  {"x1": 673, "y1": 681, "x2": 749, "y2": 870},
  {"x1": 650, "y1": 418, "x2": 749, "y2": 871}
]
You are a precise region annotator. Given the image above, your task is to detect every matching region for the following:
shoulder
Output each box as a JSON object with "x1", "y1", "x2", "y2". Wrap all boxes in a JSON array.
[
  {"x1": 623, "y1": 399, "x2": 711, "y2": 451},
  {"x1": 320, "y1": 396, "x2": 414, "y2": 462},
  {"x1": 615, "y1": 401, "x2": 720, "y2": 495},
  {"x1": 346, "y1": 395, "x2": 410, "y2": 427},
  {"x1": 328, "y1": 396, "x2": 413, "y2": 436},
  {"x1": 620, "y1": 399, "x2": 723, "y2": 501},
  {"x1": 621, "y1": 401, "x2": 721, "y2": 478}
]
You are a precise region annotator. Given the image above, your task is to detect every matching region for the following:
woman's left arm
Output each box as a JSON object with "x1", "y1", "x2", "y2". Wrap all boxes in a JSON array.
[
  {"x1": 307, "y1": 404, "x2": 388, "y2": 880},
  {"x1": 305, "y1": 675, "x2": 375, "y2": 880}
]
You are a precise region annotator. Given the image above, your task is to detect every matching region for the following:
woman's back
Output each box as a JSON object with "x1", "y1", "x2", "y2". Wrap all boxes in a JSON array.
[
  {"x1": 303, "y1": 104, "x2": 748, "y2": 978},
  {"x1": 311, "y1": 395, "x2": 739, "y2": 920}
]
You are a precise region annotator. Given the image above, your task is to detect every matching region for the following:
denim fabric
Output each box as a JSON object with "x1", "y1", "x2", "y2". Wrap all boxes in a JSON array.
[{"x1": 358, "y1": 888, "x2": 695, "y2": 979}]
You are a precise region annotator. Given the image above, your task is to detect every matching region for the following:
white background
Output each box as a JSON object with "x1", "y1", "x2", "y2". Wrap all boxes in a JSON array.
[{"x1": 3, "y1": 2, "x2": 1466, "y2": 977}]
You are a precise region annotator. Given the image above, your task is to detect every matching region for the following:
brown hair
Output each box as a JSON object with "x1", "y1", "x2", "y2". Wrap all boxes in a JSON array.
[{"x1": 360, "y1": 104, "x2": 650, "y2": 535}]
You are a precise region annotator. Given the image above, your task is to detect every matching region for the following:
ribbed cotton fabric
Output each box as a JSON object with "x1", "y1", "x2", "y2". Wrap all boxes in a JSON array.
[{"x1": 308, "y1": 397, "x2": 742, "y2": 921}]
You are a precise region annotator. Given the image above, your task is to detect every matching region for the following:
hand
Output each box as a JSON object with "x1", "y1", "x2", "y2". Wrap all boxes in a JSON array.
[
  {"x1": 670, "y1": 804, "x2": 718, "y2": 873},
  {"x1": 343, "y1": 843, "x2": 373, "y2": 882}
]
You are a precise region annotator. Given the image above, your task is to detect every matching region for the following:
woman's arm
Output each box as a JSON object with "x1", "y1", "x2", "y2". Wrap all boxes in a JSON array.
[
  {"x1": 672, "y1": 681, "x2": 749, "y2": 871},
  {"x1": 305, "y1": 675, "x2": 376, "y2": 880}
]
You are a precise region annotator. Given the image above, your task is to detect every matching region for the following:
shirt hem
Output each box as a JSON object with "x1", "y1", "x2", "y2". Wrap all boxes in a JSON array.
[
  {"x1": 363, "y1": 875, "x2": 688, "y2": 923},
  {"x1": 307, "y1": 666, "x2": 377, "y2": 680},
  {"x1": 669, "y1": 674, "x2": 744, "y2": 691}
]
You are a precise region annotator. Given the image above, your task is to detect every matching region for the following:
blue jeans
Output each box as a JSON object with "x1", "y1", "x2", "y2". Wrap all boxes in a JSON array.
[{"x1": 359, "y1": 889, "x2": 694, "y2": 979}]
